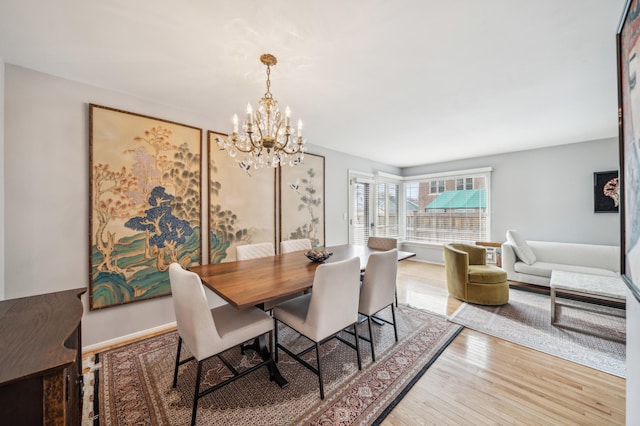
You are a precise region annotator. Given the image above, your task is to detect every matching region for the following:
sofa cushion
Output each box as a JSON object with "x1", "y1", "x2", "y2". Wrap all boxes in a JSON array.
[
  {"x1": 469, "y1": 265, "x2": 508, "y2": 284},
  {"x1": 513, "y1": 261, "x2": 620, "y2": 279},
  {"x1": 506, "y1": 230, "x2": 536, "y2": 265}
]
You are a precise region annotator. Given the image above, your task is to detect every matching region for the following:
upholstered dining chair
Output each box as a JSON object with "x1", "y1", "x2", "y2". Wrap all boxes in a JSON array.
[
  {"x1": 357, "y1": 248, "x2": 399, "y2": 362},
  {"x1": 272, "y1": 257, "x2": 362, "y2": 399},
  {"x1": 443, "y1": 243, "x2": 509, "y2": 305},
  {"x1": 366, "y1": 236, "x2": 399, "y2": 306},
  {"x1": 168, "y1": 263, "x2": 276, "y2": 426},
  {"x1": 280, "y1": 238, "x2": 312, "y2": 254},
  {"x1": 367, "y1": 236, "x2": 398, "y2": 251},
  {"x1": 236, "y1": 242, "x2": 275, "y2": 261}
]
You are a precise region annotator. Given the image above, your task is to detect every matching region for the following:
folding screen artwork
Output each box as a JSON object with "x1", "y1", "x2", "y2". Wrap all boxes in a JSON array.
[
  {"x1": 207, "y1": 131, "x2": 276, "y2": 263},
  {"x1": 280, "y1": 153, "x2": 325, "y2": 248},
  {"x1": 89, "y1": 104, "x2": 202, "y2": 310},
  {"x1": 593, "y1": 171, "x2": 619, "y2": 213}
]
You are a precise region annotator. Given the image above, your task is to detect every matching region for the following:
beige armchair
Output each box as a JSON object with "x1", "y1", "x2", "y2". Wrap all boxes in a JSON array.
[
  {"x1": 273, "y1": 257, "x2": 362, "y2": 399},
  {"x1": 443, "y1": 243, "x2": 509, "y2": 305}
]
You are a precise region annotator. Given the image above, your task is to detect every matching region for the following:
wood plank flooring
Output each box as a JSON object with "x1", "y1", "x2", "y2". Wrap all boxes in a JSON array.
[{"x1": 384, "y1": 260, "x2": 626, "y2": 426}]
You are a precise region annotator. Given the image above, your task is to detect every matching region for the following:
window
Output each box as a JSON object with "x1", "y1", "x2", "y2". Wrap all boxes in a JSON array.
[
  {"x1": 404, "y1": 168, "x2": 491, "y2": 244},
  {"x1": 429, "y1": 180, "x2": 445, "y2": 194},
  {"x1": 348, "y1": 172, "x2": 374, "y2": 245},
  {"x1": 374, "y1": 174, "x2": 400, "y2": 238},
  {"x1": 456, "y1": 177, "x2": 473, "y2": 190}
]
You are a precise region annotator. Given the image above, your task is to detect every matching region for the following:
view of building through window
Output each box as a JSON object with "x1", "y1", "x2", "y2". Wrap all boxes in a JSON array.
[
  {"x1": 405, "y1": 173, "x2": 488, "y2": 244},
  {"x1": 351, "y1": 169, "x2": 490, "y2": 245}
]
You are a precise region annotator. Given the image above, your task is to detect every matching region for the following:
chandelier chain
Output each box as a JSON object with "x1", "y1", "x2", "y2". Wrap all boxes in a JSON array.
[{"x1": 265, "y1": 65, "x2": 272, "y2": 99}]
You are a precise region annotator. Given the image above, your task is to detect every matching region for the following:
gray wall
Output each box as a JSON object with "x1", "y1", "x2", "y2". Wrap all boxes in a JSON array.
[
  {"x1": 400, "y1": 139, "x2": 620, "y2": 263},
  {"x1": 3, "y1": 64, "x2": 398, "y2": 347}
]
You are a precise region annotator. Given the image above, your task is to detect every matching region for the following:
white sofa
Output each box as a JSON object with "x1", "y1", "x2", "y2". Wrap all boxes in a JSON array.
[{"x1": 501, "y1": 232, "x2": 620, "y2": 287}]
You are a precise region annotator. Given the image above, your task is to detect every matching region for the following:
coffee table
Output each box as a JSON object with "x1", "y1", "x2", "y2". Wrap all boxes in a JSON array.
[{"x1": 550, "y1": 270, "x2": 626, "y2": 341}]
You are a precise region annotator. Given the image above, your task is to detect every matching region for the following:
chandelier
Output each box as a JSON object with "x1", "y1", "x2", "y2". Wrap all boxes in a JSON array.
[{"x1": 217, "y1": 53, "x2": 306, "y2": 168}]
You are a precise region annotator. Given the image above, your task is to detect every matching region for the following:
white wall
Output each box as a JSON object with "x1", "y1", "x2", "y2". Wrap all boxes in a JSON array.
[
  {"x1": 628, "y1": 292, "x2": 640, "y2": 425},
  {"x1": 0, "y1": 58, "x2": 4, "y2": 300},
  {"x1": 3, "y1": 64, "x2": 399, "y2": 347},
  {"x1": 401, "y1": 139, "x2": 620, "y2": 263}
]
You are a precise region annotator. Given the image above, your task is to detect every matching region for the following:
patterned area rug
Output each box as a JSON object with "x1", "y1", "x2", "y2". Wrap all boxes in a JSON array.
[
  {"x1": 91, "y1": 306, "x2": 462, "y2": 425},
  {"x1": 449, "y1": 288, "x2": 626, "y2": 377}
]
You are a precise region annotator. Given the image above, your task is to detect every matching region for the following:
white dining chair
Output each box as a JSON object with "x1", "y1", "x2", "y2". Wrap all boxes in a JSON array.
[
  {"x1": 358, "y1": 249, "x2": 399, "y2": 362},
  {"x1": 367, "y1": 237, "x2": 399, "y2": 306},
  {"x1": 236, "y1": 242, "x2": 275, "y2": 260},
  {"x1": 280, "y1": 238, "x2": 312, "y2": 254},
  {"x1": 273, "y1": 257, "x2": 362, "y2": 399},
  {"x1": 168, "y1": 263, "x2": 276, "y2": 426}
]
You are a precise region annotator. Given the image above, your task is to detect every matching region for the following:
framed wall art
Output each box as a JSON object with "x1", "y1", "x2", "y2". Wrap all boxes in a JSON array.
[
  {"x1": 617, "y1": 0, "x2": 640, "y2": 301},
  {"x1": 280, "y1": 153, "x2": 325, "y2": 248},
  {"x1": 207, "y1": 131, "x2": 276, "y2": 263},
  {"x1": 593, "y1": 171, "x2": 619, "y2": 213},
  {"x1": 89, "y1": 104, "x2": 202, "y2": 310}
]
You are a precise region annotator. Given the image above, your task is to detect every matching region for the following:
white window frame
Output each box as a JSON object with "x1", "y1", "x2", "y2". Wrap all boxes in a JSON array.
[{"x1": 402, "y1": 167, "x2": 492, "y2": 245}]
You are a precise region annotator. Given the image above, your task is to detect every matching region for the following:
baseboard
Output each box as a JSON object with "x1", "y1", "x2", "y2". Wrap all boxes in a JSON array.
[{"x1": 82, "y1": 321, "x2": 177, "y2": 356}]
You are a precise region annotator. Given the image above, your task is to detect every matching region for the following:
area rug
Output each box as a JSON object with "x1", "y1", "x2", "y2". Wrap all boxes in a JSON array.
[
  {"x1": 448, "y1": 288, "x2": 626, "y2": 378},
  {"x1": 92, "y1": 306, "x2": 462, "y2": 425}
]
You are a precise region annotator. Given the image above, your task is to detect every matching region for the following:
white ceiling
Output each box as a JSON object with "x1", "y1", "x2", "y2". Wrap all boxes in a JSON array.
[{"x1": 0, "y1": 0, "x2": 628, "y2": 167}]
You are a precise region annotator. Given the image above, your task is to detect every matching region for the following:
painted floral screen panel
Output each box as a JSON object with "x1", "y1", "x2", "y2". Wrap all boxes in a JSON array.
[
  {"x1": 280, "y1": 153, "x2": 325, "y2": 248},
  {"x1": 207, "y1": 131, "x2": 276, "y2": 263},
  {"x1": 89, "y1": 104, "x2": 202, "y2": 310}
]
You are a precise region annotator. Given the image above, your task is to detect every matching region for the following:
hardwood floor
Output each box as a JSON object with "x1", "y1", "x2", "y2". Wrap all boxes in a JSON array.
[{"x1": 384, "y1": 260, "x2": 626, "y2": 425}]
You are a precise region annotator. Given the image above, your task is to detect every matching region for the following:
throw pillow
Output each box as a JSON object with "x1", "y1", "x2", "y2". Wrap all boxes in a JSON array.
[{"x1": 506, "y1": 230, "x2": 537, "y2": 265}]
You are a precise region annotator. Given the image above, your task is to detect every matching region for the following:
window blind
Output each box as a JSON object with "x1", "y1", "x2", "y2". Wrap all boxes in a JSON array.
[{"x1": 404, "y1": 170, "x2": 490, "y2": 244}]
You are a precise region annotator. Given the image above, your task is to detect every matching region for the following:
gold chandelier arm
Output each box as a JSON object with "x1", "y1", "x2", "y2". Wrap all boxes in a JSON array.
[{"x1": 280, "y1": 142, "x2": 302, "y2": 155}]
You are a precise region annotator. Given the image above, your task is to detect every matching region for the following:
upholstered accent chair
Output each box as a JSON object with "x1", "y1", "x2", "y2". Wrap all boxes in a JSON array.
[
  {"x1": 273, "y1": 257, "x2": 362, "y2": 399},
  {"x1": 443, "y1": 243, "x2": 509, "y2": 305},
  {"x1": 280, "y1": 238, "x2": 312, "y2": 254},
  {"x1": 168, "y1": 263, "x2": 275, "y2": 426}
]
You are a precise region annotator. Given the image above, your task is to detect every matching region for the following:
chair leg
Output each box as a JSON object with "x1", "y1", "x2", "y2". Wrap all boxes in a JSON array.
[
  {"x1": 316, "y1": 343, "x2": 324, "y2": 400},
  {"x1": 367, "y1": 316, "x2": 376, "y2": 362},
  {"x1": 274, "y1": 318, "x2": 280, "y2": 363},
  {"x1": 395, "y1": 287, "x2": 398, "y2": 307},
  {"x1": 173, "y1": 336, "x2": 183, "y2": 388},
  {"x1": 353, "y1": 322, "x2": 362, "y2": 370},
  {"x1": 191, "y1": 360, "x2": 203, "y2": 426},
  {"x1": 391, "y1": 304, "x2": 398, "y2": 342}
]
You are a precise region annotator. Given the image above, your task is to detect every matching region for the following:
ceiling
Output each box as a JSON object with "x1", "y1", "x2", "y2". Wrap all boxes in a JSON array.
[{"x1": 0, "y1": 0, "x2": 628, "y2": 167}]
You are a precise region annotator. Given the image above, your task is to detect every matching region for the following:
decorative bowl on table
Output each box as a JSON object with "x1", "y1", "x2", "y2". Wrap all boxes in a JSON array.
[{"x1": 304, "y1": 249, "x2": 333, "y2": 263}]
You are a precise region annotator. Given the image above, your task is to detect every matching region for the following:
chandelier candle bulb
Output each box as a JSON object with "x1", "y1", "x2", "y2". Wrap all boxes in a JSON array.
[
  {"x1": 298, "y1": 120, "x2": 303, "y2": 138},
  {"x1": 285, "y1": 106, "x2": 291, "y2": 127},
  {"x1": 232, "y1": 114, "x2": 239, "y2": 134}
]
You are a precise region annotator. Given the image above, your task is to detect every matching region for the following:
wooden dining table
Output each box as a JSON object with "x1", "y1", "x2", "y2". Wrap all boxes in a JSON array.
[
  {"x1": 189, "y1": 244, "x2": 416, "y2": 309},
  {"x1": 188, "y1": 243, "x2": 415, "y2": 388}
]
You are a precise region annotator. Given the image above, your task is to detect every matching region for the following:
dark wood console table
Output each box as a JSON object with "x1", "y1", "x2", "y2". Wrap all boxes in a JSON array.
[{"x1": 0, "y1": 288, "x2": 86, "y2": 425}]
